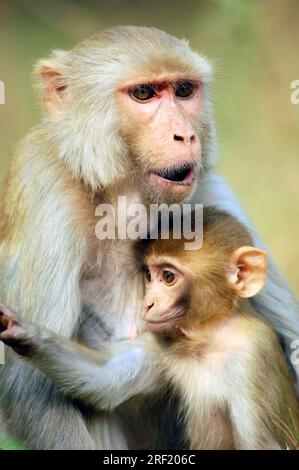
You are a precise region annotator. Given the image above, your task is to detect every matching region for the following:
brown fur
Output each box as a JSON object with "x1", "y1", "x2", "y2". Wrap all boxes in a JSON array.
[
  {"x1": 0, "y1": 26, "x2": 298, "y2": 450},
  {"x1": 143, "y1": 208, "x2": 299, "y2": 449}
]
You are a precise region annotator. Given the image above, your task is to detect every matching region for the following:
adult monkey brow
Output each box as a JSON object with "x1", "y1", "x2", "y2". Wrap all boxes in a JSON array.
[{"x1": 120, "y1": 78, "x2": 202, "y2": 92}]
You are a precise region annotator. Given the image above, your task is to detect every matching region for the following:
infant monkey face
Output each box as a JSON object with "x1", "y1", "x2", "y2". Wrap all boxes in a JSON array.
[{"x1": 142, "y1": 259, "x2": 189, "y2": 333}]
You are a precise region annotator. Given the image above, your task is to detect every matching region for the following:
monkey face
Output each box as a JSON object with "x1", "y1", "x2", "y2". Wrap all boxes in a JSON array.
[
  {"x1": 142, "y1": 259, "x2": 190, "y2": 333},
  {"x1": 36, "y1": 26, "x2": 213, "y2": 197},
  {"x1": 117, "y1": 80, "x2": 202, "y2": 203}
]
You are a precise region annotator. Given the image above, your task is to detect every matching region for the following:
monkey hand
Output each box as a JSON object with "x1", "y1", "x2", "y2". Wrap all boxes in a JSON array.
[
  {"x1": 124, "y1": 331, "x2": 164, "y2": 394},
  {"x1": 0, "y1": 303, "x2": 37, "y2": 357},
  {"x1": 135, "y1": 331, "x2": 163, "y2": 356},
  {"x1": 88, "y1": 331, "x2": 165, "y2": 410}
]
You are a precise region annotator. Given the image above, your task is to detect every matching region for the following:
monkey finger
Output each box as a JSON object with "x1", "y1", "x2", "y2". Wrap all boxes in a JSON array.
[
  {"x1": 0, "y1": 325, "x2": 28, "y2": 346},
  {"x1": 0, "y1": 329, "x2": 33, "y2": 358},
  {"x1": 0, "y1": 331, "x2": 15, "y2": 346},
  {"x1": 0, "y1": 316, "x2": 8, "y2": 333},
  {"x1": 0, "y1": 304, "x2": 20, "y2": 332}
]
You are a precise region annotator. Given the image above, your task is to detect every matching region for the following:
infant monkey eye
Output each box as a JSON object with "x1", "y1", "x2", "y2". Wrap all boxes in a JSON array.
[
  {"x1": 131, "y1": 84, "x2": 157, "y2": 101},
  {"x1": 175, "y1": 81, "x2": 194, "y2": 98},
  {"x1": 143, "y1": 266, "x2": 151, "y2": 282},
  {"x1": 161, "y1": 269, "x2": 176, "y2": 285}
]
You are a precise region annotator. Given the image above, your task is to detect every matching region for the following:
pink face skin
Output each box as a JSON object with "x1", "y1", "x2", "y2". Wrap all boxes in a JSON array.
[
  {"x1": 118, "y1": 78, "x2": 202, "y2": 199},
  {"x1": 142, "y1": 259, "x2": 189, "y2": 333}
]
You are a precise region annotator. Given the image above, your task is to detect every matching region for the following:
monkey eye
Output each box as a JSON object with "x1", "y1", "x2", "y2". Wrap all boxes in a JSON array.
[
  {"x1": 161, "y1": 270, "x2": 176, "y2": 285},
  {"x1": 143, "y1": 266, "x2": 152, "y2": 282},
  {"x1": 131, "y1": 84, "x2": 157, "y2": 101},
  {"x1": 175, "y1": 81, "x2": 194, "y2": 99}
]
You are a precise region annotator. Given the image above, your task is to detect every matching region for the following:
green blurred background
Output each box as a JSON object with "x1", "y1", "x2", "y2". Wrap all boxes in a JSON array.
[{"x1": 0, "y1": 0, "x2": 298, "y2": 293}]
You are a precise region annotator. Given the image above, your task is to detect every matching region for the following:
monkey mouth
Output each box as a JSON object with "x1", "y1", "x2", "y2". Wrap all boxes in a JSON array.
[
  {"x1": 143, "y1": 307, "x2": 185, "y2": 331},
  {"x1": 150, "y1": 162, "x2": 196, "y2": 186},
  {"x1": 145, "y1": 318, "x2": 181, "y2": 334}
]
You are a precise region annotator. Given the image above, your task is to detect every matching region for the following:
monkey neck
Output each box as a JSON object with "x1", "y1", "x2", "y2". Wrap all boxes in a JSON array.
[
  {"x1": 187, "y1": 293, "x2": 235, "y2": 326},
  {"x1": 180, "y1": 311, "x2": 230, "y2": 342},
  {"x1": 103, "y1": 175, "x2": 145, "y2": 204},
  {"x1": 173, "y1": 298, "x2": 251, "y2": 348},
  {"x1": 234, "y1": 297, "x2": 258, "y2": 316}
]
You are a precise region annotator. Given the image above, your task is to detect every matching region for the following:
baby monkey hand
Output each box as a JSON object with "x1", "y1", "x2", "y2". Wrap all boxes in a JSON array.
[{"x1": 0, "y1": 304, "x2": 37, "y2": 357}]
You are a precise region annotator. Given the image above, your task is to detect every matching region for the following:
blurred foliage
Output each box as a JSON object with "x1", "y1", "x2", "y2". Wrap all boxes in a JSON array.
[
  {"x1": 0, "y1": 434, "x2": 23, "y2": 450},
  {"x1": 0, "y1": 0, "x2": 298, "y2": 293}
]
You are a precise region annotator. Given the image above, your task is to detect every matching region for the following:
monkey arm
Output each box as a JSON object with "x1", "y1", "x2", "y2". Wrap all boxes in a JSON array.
[
  {"x1": 195, "y1": 169, "x2": 299, "y2": 388},
  {"x1": 0, "y1": 306, "x2": 162, "y2": 412},
  {"x1": 226, "y1": 319, "x2": 299, "y2": 450},
  {"x1": 29, "y1": 332, "x2": 162, "y2": 411}
]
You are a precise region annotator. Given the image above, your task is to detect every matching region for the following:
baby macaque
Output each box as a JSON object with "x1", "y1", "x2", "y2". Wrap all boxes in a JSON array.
[
  {"x1": 141, "y1": 207, "x2": 299, "y2": 450},
  {"x1": 0, "y1": 207, "x2": 298, "y2": 450}
]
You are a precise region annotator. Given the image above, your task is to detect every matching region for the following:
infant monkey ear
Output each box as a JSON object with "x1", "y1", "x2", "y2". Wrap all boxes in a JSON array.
[{"x1": 226, "y1": 246, "x2": 268, "y2": 298}]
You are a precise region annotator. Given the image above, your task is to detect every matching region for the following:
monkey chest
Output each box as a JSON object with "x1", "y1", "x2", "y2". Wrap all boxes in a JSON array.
[
  {"x1": 81, "y1": 244, "x2": 144, "y2": 340},
  {"x1": 168, "y1": 355, "x2": 228, "y2": 408}
]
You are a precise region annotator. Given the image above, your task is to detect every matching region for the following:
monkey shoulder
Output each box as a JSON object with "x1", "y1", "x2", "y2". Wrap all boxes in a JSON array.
[
  {"x1": 235, "y1": 311, "x2": 281, "y2": 351},
  {"x1": 186, "y1": 311, "x2": 282, "y2": 377},
  {"x1": 221, "y1": 310, "x2": 287, "y2": 378}
]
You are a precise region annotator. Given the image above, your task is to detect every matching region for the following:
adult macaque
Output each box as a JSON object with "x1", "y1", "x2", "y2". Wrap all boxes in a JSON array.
[
  {"x1": 141, "y1": 208, "x2": 299, "y2": 450},
  {"x1": 1, "y1": 207, "x2": 298, "y2": 450},
  {"x1": 0, "y1": 26, "x2": 298, "y2": 449}
]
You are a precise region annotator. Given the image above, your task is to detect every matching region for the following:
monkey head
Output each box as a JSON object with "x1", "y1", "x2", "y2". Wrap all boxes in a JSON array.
[
  {"x1": 141, "y1": 207, "x2": 268, "y2": 334},
  {"x1": 34, "y1": 26, "x2": 215, "y2": 203},
  {"x1": 142, "y1": 255, "x2": 191, "y2": 334}
]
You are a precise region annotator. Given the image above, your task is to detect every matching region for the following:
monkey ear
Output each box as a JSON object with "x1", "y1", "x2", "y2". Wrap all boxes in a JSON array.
[
  {"x1": 226, "y1": 246, "x2": 268, "y2": 298},
  {"x1": 34, "y1": 51, "x2": 68, "y2": 113}
]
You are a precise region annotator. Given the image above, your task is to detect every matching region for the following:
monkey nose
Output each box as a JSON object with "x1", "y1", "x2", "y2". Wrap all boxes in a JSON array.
[
  {"x1": 173, "y1": 133, "x2": 196, "y2": 145},
  {"x1": 143, "y1": 302, "x2": 155, "y2": 319},
  {"x1": 146, "y1": 302, "x2": 154, "y2": 312}
]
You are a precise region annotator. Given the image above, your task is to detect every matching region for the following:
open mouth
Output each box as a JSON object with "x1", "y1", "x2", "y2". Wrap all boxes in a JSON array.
[{"x1": 151, "y1": 162, "x2": 196, "y2": 186}]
